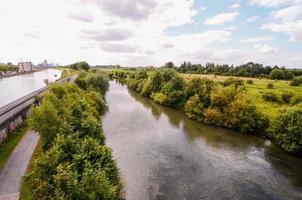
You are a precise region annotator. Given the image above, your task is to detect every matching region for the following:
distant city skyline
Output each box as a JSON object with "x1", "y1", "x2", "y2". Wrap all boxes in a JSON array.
[{"x1": 0, "y1": 0, "x2": 301, "y2": 67}]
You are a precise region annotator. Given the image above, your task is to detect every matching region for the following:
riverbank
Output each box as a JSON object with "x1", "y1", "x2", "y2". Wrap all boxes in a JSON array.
[
  {"x1": 109, "y1": 69, "x2": 302, "y2": 155},
  {"x1": 102, "y1": 81, "x2": 302, "y2": 199},
  {"x1": 0, "y1": 68, "x2": 48, "y2": 79}
]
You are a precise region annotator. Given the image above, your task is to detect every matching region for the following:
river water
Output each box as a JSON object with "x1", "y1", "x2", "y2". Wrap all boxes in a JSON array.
[
  {"x1": 0, "y1": 69, "x2": 62, "y2": 107},
  {"x1": 102, "y1": 81, "x2": 302, "y2": 200}
]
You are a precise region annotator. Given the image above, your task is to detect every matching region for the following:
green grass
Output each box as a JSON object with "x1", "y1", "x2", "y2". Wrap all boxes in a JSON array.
[
  {"x1": 19, "y1": 139, "x2": 42, "y2": 200},
  {"x1": 0, "y1": 122, "x2": 28, "y2": 169},
  {"x1": 181, "y1": 73, "x2": 302, "y2": 119}
]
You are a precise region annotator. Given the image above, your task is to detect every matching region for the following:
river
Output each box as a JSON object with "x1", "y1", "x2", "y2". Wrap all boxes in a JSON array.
[
  {"x1": 103, "y1": 81, "x2": 302, "y2": 200},
  {"x1": 0, "y1": 69, "x2": 62, "y2": 107}
]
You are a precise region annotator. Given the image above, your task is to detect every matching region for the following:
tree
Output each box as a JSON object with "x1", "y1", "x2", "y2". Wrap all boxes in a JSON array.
[
  {"x1": 270, "y1": 108, "x2": 302, "y2": 154},
  {"x1": 269, "y1": 69, "x2": 285, "y2": 80},
  {"x1": 164, "y1": 62, "x2": 175, "y2": 69}
]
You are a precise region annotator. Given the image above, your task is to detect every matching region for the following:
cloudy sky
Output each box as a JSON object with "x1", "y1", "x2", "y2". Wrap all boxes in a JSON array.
[{"x1": 0, "y1": 0, "x2": 301, "y2": 67}]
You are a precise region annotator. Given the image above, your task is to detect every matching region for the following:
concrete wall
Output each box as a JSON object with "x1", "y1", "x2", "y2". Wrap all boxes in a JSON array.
[{"x1": 0, "y1": 76, "x2": 74, "y2": 143}]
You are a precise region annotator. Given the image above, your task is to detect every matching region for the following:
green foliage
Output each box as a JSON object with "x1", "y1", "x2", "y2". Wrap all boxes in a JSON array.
[
  {"x1": 0, "y1": 63, "x2": 18, "y2": 73},
  {"x1": 85, "y1": 73, "x2": 109, "y2": 95},
  {"x1": 290, "y1": 76, "x2": 302, "y2": 86},
  {"x1": 281, "y1": 91, "x2": 294, "y2": 104},
  {"x1": 222, "y1": 78, "x2": 244, "y2": 88},
  {"x1": 267, "y1": 82, "x2": 274, "y2": 89},
  {"x1": 121, "y1": 69, "x2": 267, "y2": 134},
  {"x1": 28, "y1": 82, "x2": 124, "y2": 199},
  {"x1": 69, "y1": 61, "x2": 90, "y2": 71},
  {"x1": 262, "y1": 92, "x2": 279, "y2": 103},
  {"x1": 31, "y1": 135, "x2": 123, "y2": 200},
  {"x1": 184, "y1": 95, "x2": 204, "y2": 121},
  {"x1": 270, "y1": 108, "x2": 302, "y2": 154},
  {"x1": 246, "y1": 79, "x2": 254, "y2": 85},
  {"x1": 269, "y1": 69, "x2": 285, "y2": 80}
]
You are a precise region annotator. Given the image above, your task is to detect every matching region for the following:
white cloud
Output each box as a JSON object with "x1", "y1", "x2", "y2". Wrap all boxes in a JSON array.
[
  {"x1": 254, "y1": 44, "x2": 278, "y2": 53},
  {"x1": 224, "y1": 26, "x2": 237, "y2": 31},
  {"x1": 262, "y1": 20, "x2": 302, "y2": 42},
  {"x1": 204, "y1": 12, "x2": 239, "y2": 25},
  {"x1": 231, "y1": 3, "x2": 240, "y2": 9},
  {"x1": 271, "y1": 5, "x2": 302, "y2": 21},
  {"x1": 69, "y1": 12, "x2": 94, "y2": 22},
  {"x1": 200, "y1": 6, "x2": 206, "y2": 11},
  {"x1": 249, "y1": 0, "x2": 293, "y2": 7},
  {"x1": 240, "y1": 36, "x2": 274, "y2": 43},
  {"x1": 247, "y1": 15, "x2": 259, "y2": 22}
]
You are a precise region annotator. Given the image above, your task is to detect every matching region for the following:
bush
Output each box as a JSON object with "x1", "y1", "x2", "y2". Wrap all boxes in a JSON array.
[
  {"x1": 267, "y1": 82, "x2": 274, "y2": 89},
  {"x1": 290, "y1": 76, "x2": 302, "y2": 86},
  {"x1": 269, "y1": 69, "x2": 285, "y2": 80},
  {"x1": 31, "y1": 135, "x2": 123, "y2": 200},
  {"x1": 184, "y1": 95, "x2": 204, "y2": 121},
  {"x1": 281, "y1": 91, "x2": 294, "y2": 104},
  {"x1": 28, "y1": 82, "x2": 124, "y2": 199},
  {"x1": 222, "y1": 78, "x2": 244, "y2": 88},
  {"x1": 270, "y1": 108, "x2": 302, "y2": 154},
  {"x1": 246, "y1": 79, "x2": 254, "y2": 85},
  {"x1": 262, "y1": 92, "x2": 279, "y2": 103},
  {"x1": 86, "y1": 73, "x2": 109, "y2": 95},
  {"x1": 291, "y1": 95, "x2": 302, "y2": 105}
]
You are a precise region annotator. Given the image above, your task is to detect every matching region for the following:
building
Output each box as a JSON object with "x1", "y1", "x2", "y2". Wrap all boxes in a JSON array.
[{"x1": 18, "y1": 62, "x2": 33, "y2": 72}]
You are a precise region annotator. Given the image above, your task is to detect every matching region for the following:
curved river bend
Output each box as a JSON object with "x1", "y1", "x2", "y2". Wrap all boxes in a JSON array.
[{"x1": 103, "y1": 81, "x2": 302, "y2": 200}]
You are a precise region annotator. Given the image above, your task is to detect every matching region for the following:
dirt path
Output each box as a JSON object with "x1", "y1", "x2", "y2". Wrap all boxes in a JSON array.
[{"x1": 0, "y1": 131, "x2": 39, "y2": 200}]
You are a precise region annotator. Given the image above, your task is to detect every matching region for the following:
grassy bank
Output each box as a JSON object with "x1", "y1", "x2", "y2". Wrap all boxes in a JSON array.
[
  {"x1": 181, "y1": 73, "x2": 302, "y2": 119},
  {"x1": 111, "y1": 68, "x2": 302, "y2": 154},
  {"x1": 0, "y1": 122, "x2": 28, "y2": 169}
]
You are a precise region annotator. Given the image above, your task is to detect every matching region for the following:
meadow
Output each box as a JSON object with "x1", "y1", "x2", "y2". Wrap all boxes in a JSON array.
[{"x1": 181, "y1": 73, "x2": 302, "y2": 119}]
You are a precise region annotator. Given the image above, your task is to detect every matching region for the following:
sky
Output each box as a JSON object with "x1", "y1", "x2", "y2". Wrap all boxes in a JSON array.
[{"x1": 0, "y1": 0, "x2": 301, "y2": 68}]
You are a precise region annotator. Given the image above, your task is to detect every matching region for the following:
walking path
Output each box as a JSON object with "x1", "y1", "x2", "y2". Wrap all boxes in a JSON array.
[{"x1": 0, "y1": 131, "x2": 39, "y2": 200}]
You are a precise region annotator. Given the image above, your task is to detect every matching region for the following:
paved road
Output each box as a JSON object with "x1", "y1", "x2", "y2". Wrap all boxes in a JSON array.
[{"x1": 0, "y1": 131, "x2": 39, "y2": 200}]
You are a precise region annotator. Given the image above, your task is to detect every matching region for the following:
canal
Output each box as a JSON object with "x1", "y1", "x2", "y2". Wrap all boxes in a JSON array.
[
  {"x1": 103, "y1": 81, "x2": 302, "y2": 200},
  {"x1": 0, "y1": 69, "x2": 62, "y2": 107}
]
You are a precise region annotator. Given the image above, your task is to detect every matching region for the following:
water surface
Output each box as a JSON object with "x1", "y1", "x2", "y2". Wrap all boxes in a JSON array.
[
  {"x1": 0, "y1": 69, "x2": 62, "y2": 107},
  {"x1": 103, "y1": 81, "x2": 302, "y2": 200}
]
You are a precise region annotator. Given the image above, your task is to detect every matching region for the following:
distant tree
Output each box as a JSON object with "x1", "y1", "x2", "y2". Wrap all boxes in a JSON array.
[
  {"x1": 269, "y1": 69, "x2": 285, "y2": 80},
  {"x1": 164, "y1": 62, "x2": 175, "y2": 69}
]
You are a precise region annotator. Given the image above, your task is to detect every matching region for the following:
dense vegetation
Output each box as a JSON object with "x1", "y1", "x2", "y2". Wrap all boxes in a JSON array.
[
  {"x1": 23, "y1": 72, "x2": 124, "y2": 199},
  {"x1": 176, "y1": 62, "x2": 302, "y2": 80},
  {"x1": 68, "y1": 61, "x2": 91, "y2": 71},
  {"x1": 0, "y1": 63, "x2": 18, "y2": 73},
  {"x1": 112, "y1": 69, "x2": 302, "y2": 155}
]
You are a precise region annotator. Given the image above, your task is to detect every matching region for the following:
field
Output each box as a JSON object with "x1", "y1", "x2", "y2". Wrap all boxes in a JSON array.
[{"x1": 181, "y1": 73, "x2": 302, "y2": 119}]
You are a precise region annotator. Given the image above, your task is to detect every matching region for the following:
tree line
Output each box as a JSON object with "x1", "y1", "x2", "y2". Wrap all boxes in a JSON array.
[
  {"x1": 0, "y1": 63, "x2": 18, "y2": 73},
  {"x1": 26, "y1": 71, "x2": 124, "y2": 199},
  {"x1": 112, "y1": 69, "x2": 302, "y2": 155}
]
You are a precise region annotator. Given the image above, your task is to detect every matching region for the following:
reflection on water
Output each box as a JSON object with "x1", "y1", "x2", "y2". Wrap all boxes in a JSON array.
[
  {"x1": 0, "y1": 69, "x2": 62, "y2": 107},
  {"x1": 102, "y1": 81, "x2": 302, "y2": 200}
]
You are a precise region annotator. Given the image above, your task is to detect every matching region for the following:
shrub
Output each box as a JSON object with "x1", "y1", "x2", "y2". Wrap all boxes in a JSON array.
[
  {"x1": 270, "y1": 108, "x2": 302, "y2": 154},
  {"x1": 184, "y1": 95, "x2": 204, "y2": 121},
  {"x1": 291, "y1": 95, "x2": 302, "y2": 105},
  {"x1": 225, "y1": 94, "x2": 268, "y2": 133},
  {"x1": 222, "y1": 78, "x2": 244, "y2": 88},
  {"x1": 246, "y1": 79, "x2": 254, "y2": 85},
  {"x1": 86, "y1": 73, "x2": 109, "y2": 95},
  {"x1": 262, "y1": 92, "x2": 279, "y2": 103},
  {"x1": 269, "y1": 69, "x2": 285, "y2": 80},
  {"x1": 267, "y1": 82, "x2": 274, "y2": 89},
  {"x1": 290, "y1": 76, "x2": 302, "y2": 86},
  {"x1": 281, "y1": 91, "x2": 294, "y2": 104},
  {"x1": 31, "y1": 135, "x2": 123, "y2": 200}
]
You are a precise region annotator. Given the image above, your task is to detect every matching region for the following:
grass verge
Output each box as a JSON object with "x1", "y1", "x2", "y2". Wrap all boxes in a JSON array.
[
  {"x1": 0, "y1": 122, "x2": 28, "y2": 169},
  {"x1": 19, "y1": 139, "x2": 42, "y2": 200}
]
